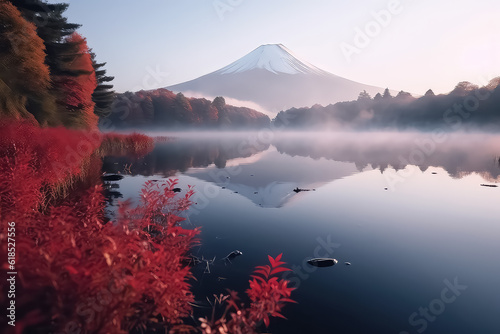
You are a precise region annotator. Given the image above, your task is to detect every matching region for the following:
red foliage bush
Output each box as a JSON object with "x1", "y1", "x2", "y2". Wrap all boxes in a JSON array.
[
  {"x1": 0, "y1": 120, "x2": 102, "y2": 218},
  {"x1": 0, "y1": 121, "x2": 197, "y2": 333},
  {"x1": 98, "y1": 132, "x2": 154, "y2": 158},
  {"x1": 1, "y1": 180, "x2": 199, "y2": 333},
  {"x1": 199, "y1": 254, "x2": 296, "y2": 334}
]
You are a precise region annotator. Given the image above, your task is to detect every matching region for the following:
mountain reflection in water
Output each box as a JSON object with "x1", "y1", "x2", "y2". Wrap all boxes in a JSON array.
[{"x1": 102, "y1": 132, "x2": 500, "y2": 207}]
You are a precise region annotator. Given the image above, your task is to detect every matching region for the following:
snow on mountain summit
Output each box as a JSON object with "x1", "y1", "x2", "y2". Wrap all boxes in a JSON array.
[
  {"x1": 215, "y1": 44, "x2": 326, "y2": 75},
  {"x1": 167, "y1": 44, "x2": 389, "y2": 112}
]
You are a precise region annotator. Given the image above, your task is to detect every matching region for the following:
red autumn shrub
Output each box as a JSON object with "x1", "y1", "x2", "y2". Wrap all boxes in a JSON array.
[
  {"x1": 0, "y1": 121, "x2": 197, "y2": 333},
  {"x1": 0, "y1": 120, "x2": 102, "y2": 218},
  {"x1": 0, "y1": 181, "x2": 199, "y2": 334},
  {"x1": 199, "y1": 254, "x2": 296, "y2": 334},
  {"x1": 98, "y1": 132, "x2": 154, "y2": 158}
]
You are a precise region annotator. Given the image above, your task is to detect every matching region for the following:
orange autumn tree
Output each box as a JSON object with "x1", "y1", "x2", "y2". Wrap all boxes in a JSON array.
[
  {"x1": 0, "y1": 1, "x2": 53, "y2": 123},
  {"x1": 53, "y1": 32, "x2": 98, "y2": 129}
]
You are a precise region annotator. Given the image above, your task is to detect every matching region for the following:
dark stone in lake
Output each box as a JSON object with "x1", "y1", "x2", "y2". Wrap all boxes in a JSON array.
[
  {"x1": 345, "y1": 262, "x2": 351, "y2": 266},
  {"x1": 307, "y1": 258, "x2": 338, "y2": 267},
  {"x1": 172, "y1": 188, "x2": 181, "y2": 193},
  {"x1": 293, "y1": 187, "x2": 312, "y2": 193},
  {"x1": 102, "y1": 174, "x2": 124, "y2": 181}
]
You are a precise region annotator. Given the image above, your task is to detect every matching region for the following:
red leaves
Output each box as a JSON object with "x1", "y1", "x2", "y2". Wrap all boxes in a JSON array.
[
  {"x1": 270, "y1": 266, "x2": 291, "y2": 276},
  {"x1": 0, "y1": 121, "x2": 103, "y2": 220},
  {"x1": 98, "y1": 132, "x2": 154, "y2": 158},
  {"x1": 53, "y1": 32, "x2": 98, "y2": 129},
  {"x1": 245, "y1": 254, "x2": 296, "y2": 327},
  {"x1": 254, "y1": 265, "x2": 271, "y2": 279},
  {"x1": 203, "y1": 254, "x2": 296, "y2": 333},
  {"x1": 65, "y1": 265, "x2": 79, "y2": 275},
  {"x1": 269, "y1": 253, "x2": 288, "y2": 271},
  {"x1": 0, "y1": 122, "x2": 199, "y2": 333},
  {"x1": 268, "y1": 253, "x2": 282, "y2": 266}
]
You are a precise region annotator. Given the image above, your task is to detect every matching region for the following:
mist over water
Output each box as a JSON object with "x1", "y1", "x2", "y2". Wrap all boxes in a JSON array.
[{"x1": 104, "y1": 130, "x2": 500, "y2": 182}]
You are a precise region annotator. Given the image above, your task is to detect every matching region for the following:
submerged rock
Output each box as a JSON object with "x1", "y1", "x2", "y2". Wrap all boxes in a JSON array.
[
  {"x1": 344, "y1": 262, "x2": 351, "y2": 266},
  {"x1": 293, "y1": 187, "x2": 313, "y2": 193},
  {"x1": 480, "y1": 184, "x2": 498, "y2": 188},
  {"x1": 307, "y1": 258, "x2": 338, "y2": 267},
  {"x1": 102, "y1": 174, "x2": 124, "y2": 181}
]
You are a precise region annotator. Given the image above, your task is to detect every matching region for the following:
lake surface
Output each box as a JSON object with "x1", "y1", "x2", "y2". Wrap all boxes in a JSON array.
[{"x1": 102, "y1": 132, "x2": 500, "y2": 334}]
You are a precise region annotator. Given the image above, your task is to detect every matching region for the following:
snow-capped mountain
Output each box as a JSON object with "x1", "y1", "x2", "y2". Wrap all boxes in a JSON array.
[
  {"x1": 167, "y1": 44, "x2": 391, "y2": 114},
  {"x1": 215, "y1": 44, "x2": 325, "y2": 76}
]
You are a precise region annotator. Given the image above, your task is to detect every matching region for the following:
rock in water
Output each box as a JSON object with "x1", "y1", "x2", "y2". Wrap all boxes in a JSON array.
[
  {"x1": 293, "y1": 187, "x2": 312, "y2": 193},
  {"x1": 345, "y1": 262, "x2": 351, "y2": 266},
  {"x1": 102, "y1": 174, "x2": 124, "y2": 181},
  {"x1": 480, "y1": 184, "x2": 498, "y2": 188},
  {"x1": 307, "y1": 258, "x2": 338, "y2": 267}
]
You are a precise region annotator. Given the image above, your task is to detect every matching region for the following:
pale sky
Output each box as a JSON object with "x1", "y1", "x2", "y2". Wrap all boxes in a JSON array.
[{"x1": 51, "y1": 0, "x2": 500, "y2": 95}]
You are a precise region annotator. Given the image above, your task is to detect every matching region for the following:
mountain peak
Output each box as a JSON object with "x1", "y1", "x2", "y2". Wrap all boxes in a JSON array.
[
  {"x1": 167, "y1": 44, "x2": 389, "y2": 112},
  {"x1": 215, "y1": 44, "x2": 326, "y2": 75}
]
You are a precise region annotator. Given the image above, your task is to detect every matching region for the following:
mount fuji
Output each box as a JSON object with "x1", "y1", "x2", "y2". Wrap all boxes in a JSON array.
[{"x1": 167, "y1": 44, "x2": 390, "y2": 114}]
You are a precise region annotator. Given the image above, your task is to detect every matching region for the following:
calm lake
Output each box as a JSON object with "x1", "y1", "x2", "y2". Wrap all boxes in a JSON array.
[{"x1": 102, "y1": 131, "x2": 500, "y2": 334}]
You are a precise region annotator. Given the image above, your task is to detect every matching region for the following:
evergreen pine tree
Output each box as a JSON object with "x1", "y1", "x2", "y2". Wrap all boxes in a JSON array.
[
  {"x1": 383, "y1": 88, "x2": 392, "y2": 99},
  {"x1": 90, "y1": 52, "x2": 115, "y2": 117}
]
